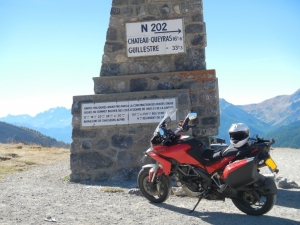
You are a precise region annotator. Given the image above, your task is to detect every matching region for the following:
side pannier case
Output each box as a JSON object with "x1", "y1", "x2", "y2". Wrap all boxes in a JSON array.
[{"x1": 221, "y1": 157, "x2": 259, "y2": 188}]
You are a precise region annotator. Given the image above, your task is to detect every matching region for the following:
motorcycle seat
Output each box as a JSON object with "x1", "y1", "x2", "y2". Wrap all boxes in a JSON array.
[
  {"x1": 202, "y1": 146, "x2": 238, "y2": 166},
  {"x1": 202, "y1": 149, "x2": 223, "y2": 165},
  {"x1": 221, "y1": 146, "x2": 239, "y2": 157}
]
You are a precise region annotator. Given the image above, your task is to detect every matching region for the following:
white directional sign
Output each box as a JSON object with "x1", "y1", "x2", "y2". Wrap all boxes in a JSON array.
[
  {"x1": 126, "y1": 19, "x2": 185, "y2": 57},
  {"x1": 82, "y1": 98, "x2": 177, "y2": 127}
]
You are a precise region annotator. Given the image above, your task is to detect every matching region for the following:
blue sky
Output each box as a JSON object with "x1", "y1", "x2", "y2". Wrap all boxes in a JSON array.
[{"x1": 0, "y1": 0, "x2": 299, "y2": 117}]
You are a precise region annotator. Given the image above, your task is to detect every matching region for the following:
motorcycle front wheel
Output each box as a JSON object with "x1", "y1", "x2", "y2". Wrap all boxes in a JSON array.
[
  {"x1": 137, "y1": 168, "x2": 171, "y2": 203},
  {"x1": 232, "y1": 190, "x2": 276, "y2": 216}
]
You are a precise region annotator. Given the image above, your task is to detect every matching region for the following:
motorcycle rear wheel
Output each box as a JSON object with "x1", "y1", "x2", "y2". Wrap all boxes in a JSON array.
[
  {"x1": 137, "y1": 168, "x2": 171, "y2": 203},
  {"x1": 232, "y1": 190, "x2": 276, "y2": 215}
]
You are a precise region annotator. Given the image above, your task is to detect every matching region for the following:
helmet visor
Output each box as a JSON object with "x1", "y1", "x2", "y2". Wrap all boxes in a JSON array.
[{"x1": 230, "y1": 131, "x2": 249, "y2": 143}]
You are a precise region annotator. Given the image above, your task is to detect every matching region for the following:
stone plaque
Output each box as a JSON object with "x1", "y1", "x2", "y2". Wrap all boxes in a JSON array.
[
  {"x1": 82, "y1": 98, "x2": 176, "y2": 127},
  {"x1": 126, "y1": 19, "x2": 185, "y2": 57}
]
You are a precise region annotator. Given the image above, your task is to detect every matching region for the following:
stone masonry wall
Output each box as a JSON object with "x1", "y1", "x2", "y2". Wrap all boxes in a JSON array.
[
  {"x1": 70, "y1": 0, "x2": 220, "y2": 183},
  {"x1": 101, "y1": 0, "x2": 206, "y2": 76},
  {"x1": 71, "y1": 89, "x2": 191, "y2": 182},
  {"x1": 93, "y1": 70, "x2": 219, "y2": 138},
  {"x1": 71, "y1": 70, "x2": 219, "y2": 182}
]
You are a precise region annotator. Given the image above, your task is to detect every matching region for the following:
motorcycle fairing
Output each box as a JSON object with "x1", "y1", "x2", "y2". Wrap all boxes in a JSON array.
[
  {"x1": 176, "y1": 137, "x2": 237, "y2": 173},
  {"x1": 153, "y1": 143, "x2": 205, "y2": 169},
  {"x1": 176, "y1": 136, "x2": 207, "y2": 165},
  {"x1": 153, "y1": 137, "x2": 240, "y2": 175},
  {"x1": 148, "y1": 152, "x2": 172, "y2": 175}
]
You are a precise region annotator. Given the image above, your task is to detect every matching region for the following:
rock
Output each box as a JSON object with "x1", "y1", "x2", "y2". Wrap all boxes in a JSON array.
[
  {"x1": 160, "y1": 4, "x2": 170, "y2": 15},
  {"x1": 115, "y1": 54, "x2": 127, "y2": 63},
  {"x1": 148, "y1": 5, "x2": 159, "y2": 15},
  {"x1": 276, "y1": 177, "x2": 299, "y2": 189},
  {"x1": 128, "y1": 188, "x2": 142, "y2": 196},
  {"x1": 137, "y1": 6, "x2": 147, "y2": 16},
  {"x1": 44, "y1": 215, "x2": 57, "y2": 222},
  {"x1": 174, "y1": 5, "x2": 180, "y2": 15}
]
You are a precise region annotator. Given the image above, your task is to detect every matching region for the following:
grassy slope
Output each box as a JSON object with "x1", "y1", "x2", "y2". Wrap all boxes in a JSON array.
[{"x1": 0, "y1": 143, "x2": 70, "y2": 180}]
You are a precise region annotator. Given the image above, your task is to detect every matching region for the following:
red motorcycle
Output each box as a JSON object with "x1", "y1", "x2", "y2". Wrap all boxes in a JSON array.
[{"x1": 137, "y1": 108, "x2": 279, "y2": 215}]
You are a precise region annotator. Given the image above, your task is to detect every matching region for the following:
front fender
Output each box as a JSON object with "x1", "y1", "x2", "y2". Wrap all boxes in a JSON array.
[
  {"x1": 141, "y1": 164, "x2": 172, "y2": 188},
  {"x1": 142, "y1": 164, "x2": 156, "y2": 169}
]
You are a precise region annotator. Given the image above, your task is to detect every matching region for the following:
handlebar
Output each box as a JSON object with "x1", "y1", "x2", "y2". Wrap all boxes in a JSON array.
[
  {"x1": 174, "y1": 127, "x2": 183, "y2": 134},
  {"x1": 269, "y1": 138, "x2": 275, "y2": 145},
  {"x1": 174, "y1": 124, "x2": 196, "y2": 134},
  {"x1": 255, "y1": 136, "x2": 275, "y2": 145},
  {"x1": 156, "y1": 112, "x2": 197, "y2": 145}
]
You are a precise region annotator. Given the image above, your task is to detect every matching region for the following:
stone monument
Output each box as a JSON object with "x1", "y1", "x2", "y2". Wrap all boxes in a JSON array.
[{"x1": 70, "y1": 0, "x2": 219, "y2": 182}]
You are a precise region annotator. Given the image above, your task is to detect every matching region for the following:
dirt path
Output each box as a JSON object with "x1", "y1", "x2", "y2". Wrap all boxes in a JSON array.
[{"x1": 0, "y1": 148, "x2": 299, "y2": 225}]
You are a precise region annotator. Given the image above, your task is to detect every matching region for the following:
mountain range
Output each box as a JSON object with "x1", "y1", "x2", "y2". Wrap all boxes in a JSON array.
[
  {"x1": 0, "y1": 121, "x2": 69, "y2": 148},
  {"x1": 0, "y1": 88, "x2": 299, "y2": 148},
  {"x1": 219, "y1": 88, "x2": 300, "y2": 147},
  {"x1": 0, "y1": 107, "x2": 72, "y2": 143}
]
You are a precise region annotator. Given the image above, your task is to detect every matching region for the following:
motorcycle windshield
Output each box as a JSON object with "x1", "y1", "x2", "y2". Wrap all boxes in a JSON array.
[{"x1": 154, "y1": 108, "x2": 177, "y2": 133}]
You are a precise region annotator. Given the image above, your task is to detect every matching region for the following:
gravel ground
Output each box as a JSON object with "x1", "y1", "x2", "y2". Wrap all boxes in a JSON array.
[{"x1": 0, "y1": 148, "x2": 299, "y2": 225}]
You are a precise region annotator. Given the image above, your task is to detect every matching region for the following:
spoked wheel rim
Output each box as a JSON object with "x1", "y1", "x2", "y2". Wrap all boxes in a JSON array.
[
  {"x1": 240, "y1": 190, "x2": 266, "y2": 210},
  {"x1": 138, "y1": 168, "x2": 171, "y2": 203},
  {"x1": 142, "y1": 176, "x2": 165, "y2": 199},
  {"x1": 232, "y1": 190, "x2": 276, "y2": 215}
]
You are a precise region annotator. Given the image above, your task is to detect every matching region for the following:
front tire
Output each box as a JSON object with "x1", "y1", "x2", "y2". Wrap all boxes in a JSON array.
[
  {"x1": 232, "y1": 191, "x2": 276, "y2": 215},
  {"x1": 137, "y1": 168, "x2": 171, "y2": 203}
]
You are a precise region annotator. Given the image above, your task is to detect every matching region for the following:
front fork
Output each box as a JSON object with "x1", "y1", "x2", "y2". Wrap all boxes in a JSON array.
[
  {"x1": 148, "y1": 162, "x2": 166, "y2": 183},
  {"x1": 143, "y1": 148, "x2": 172, "y2": 183},
  {"x1": 149, "y1": 163, "x2": 159, "y2": 183}
]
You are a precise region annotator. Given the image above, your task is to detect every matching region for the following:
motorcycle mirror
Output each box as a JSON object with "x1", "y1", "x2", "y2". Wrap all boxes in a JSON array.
[
  {"x1": 165, "y1": 117, "x2": 171, "y2": 123},
  {"x1": 188, "y1": 113, "x2": 197, "y2": 120}
]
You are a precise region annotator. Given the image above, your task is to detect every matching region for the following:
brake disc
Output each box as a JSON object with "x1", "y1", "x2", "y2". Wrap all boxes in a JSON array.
[{"x1": 242, "y1": 190, "x2": 260, "y2": 205}]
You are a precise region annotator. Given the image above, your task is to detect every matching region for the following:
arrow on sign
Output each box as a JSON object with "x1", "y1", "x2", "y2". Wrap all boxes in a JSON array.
[{"x1": 154, "y1": 29, "x2": 181, "y2": 34}]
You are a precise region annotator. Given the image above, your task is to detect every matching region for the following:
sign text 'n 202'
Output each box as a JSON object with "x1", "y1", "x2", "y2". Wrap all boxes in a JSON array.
[{"x1": 126, "y1": 19, "x2": 185, "y2": 57}]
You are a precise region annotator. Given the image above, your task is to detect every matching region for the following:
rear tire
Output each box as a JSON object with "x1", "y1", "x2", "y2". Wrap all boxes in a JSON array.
[
  {"x1": 137, "y1": 168, "x2": 171, "y2": 203},
  {"x1": 232, "y1": 191, "x2": 276, "y2": 215}
]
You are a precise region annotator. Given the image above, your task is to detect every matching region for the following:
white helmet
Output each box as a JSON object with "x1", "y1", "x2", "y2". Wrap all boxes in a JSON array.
[{"x1": 228, "y1": 123, "x2": 250, "y2": 148}]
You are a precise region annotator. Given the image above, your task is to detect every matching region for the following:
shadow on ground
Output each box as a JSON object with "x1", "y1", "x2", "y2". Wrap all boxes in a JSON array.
[
  {"x1": 151, "y1": 202, "x2": 299, "y2": 225},
  {"x1": 275, "y1": 189, "x2": 300, "y2": 209}
]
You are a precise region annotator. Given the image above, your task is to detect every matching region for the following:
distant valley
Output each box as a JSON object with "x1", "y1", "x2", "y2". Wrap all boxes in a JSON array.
[{"x1": 0, "y1": 89, "x2": 299, "y2": 148}]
